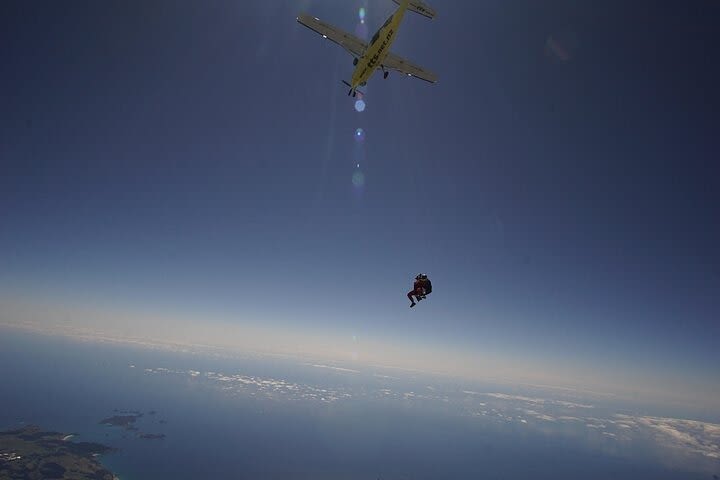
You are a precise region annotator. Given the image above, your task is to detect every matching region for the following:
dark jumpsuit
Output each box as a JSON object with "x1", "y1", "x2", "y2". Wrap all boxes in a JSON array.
[{"x1": 407, "y1": 280, "x2": 426, "y2": 304}]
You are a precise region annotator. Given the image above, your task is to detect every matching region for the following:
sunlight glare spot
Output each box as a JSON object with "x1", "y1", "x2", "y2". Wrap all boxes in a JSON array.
[
  {"x1": 355, "y1": 127, "x2": 365, "y2": 142},
  {"x1": 355, "y1": 22, "x2": 368, "y2": 39},
  {"x1": 352, "y1": 170, "x2": 365, "y2": 187}
]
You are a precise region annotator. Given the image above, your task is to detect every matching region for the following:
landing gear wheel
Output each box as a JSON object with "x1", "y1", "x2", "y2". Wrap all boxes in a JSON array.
[{"x1": 384, "y1": 71, "x2": 389, "y2": 79}]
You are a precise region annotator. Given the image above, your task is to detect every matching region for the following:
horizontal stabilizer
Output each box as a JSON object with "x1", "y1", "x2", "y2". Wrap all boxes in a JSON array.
[{"x1": 391, "y1": 0, "x2": 436, "y2": 19}]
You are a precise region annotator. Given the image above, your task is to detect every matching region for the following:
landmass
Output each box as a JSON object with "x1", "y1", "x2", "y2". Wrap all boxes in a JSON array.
[
  {"x1": 98, "y1": 411, "x2": 167, "y2": 441},
  {"x1": 0, "y1": 425, "x2": 117, "y2": 480},
  {"x1": 111, "y1": 410, "x2": 141, "y2": 416},
  {"x1": 98, "y1": 414, "x2": 141, "y2": 429}
]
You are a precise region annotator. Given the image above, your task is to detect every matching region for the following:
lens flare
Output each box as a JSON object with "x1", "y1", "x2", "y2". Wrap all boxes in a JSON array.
[
  {"x1": 354, "y1": 99, "x2": 366, "y2": 112},
  {"x1": 355, "y1": 22, "x2": 368, "y2": 39},
  {"x1": 355, "y1": 127, "x2": 365, "y2": 142},
  {"x1": 352, "y1": 170, "x2": 365, "y2": 187},
  {"x1": 544, "y1": 33, "x2": 578, "y2": 63},
  {"x1": 358, "y1": 7, "x2": 366, "y2": 20},
  {"x1": 545, "y1": 36, "x2": 570, "y2": 62}
]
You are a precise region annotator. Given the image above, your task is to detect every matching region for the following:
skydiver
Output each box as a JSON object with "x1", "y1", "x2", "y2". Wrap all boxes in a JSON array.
[
  {"x1": 407, "y1": 274, "x2": 428, "y2": 307},
  {"x1": 407, "y1": 273, "x2": 432, "y2": 308}
]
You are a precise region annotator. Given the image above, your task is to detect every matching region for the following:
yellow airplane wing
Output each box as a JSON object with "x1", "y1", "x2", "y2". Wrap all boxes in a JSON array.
[
  {"x1": 391, "y1": 0, "x2": 437, "y2": 19},
  {"x1": 383, "y1": 53, "x2": 438, "y2": 83},
  {"x1": 296, "y1": 14, "x2": 367, "y2": 59}
]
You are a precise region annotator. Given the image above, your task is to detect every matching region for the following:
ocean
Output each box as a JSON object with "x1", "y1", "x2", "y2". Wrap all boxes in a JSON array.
[{"x1": 0, "y1": 328, "x2": 715, "y2": 479}]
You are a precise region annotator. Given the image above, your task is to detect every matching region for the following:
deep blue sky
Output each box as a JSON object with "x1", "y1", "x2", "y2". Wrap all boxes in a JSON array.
[{"x1": 1, "y1": 1, "x2": 719, "y2": 405}]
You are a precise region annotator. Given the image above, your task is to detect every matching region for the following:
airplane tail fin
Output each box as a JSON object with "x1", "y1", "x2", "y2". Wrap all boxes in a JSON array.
[
  {"x1": 391, "y1": 0, "x2": 436, "y2": 19},
  {"x1": 342, "y1": 80, "x2": 365, "y2": 97}
]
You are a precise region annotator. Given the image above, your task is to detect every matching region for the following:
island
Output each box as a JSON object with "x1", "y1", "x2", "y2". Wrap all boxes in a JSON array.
[
  {"x1": 0, "y1": 425, "x2": 117, "y2": 480},
  {"x1": 137, "y1": 433, "x2": 165, "y2": 440},
  {"x1": 98, "y1": 411, "x2": 168, "y2": 442},
  {"x1": 98, "y1": 414, "x2": 142, "y2": 429}
]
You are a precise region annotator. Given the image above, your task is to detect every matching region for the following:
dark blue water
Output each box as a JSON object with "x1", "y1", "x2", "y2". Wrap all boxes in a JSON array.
[{"x1": 0, "y1": 329, "x2": 713, "y2": 479}]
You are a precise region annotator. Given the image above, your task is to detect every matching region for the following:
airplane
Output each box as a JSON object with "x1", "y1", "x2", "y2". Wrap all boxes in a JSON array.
[{"x1": 297, "y1": 0, "x2": 437, "y2": 97}]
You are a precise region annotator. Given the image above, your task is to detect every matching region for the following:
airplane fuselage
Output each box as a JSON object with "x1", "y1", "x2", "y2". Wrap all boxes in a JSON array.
[{"x1": 351, "y1": 0, "x2": 409, "y2": 91}]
